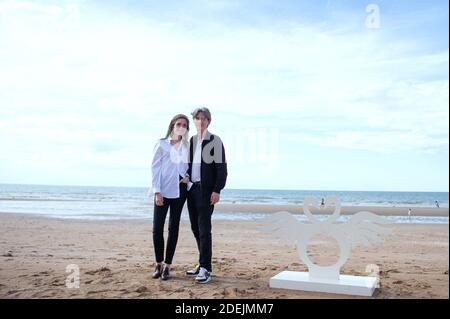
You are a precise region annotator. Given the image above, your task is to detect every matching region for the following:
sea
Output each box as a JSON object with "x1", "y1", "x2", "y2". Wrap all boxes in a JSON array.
[{"x1": 0, "y1": 184, "x2": 448, "y2": 224}]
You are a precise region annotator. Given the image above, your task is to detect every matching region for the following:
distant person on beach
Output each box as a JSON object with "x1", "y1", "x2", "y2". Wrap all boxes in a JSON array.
[
  {"x1": 185, "y1": 107, "x2": 228, "y2": 284},
  {"x1": 320, "y1": 198, "x2": 325, "y2": 208},
  {"x1": 408, "y1": 208, "x2": 412, "y2": 221},
  {"x1": 150, "y1": 114, "x2": 190, "y2": 281},
  {"x1": 435, "y1": 201, "x2": 440, "y2": 208}
]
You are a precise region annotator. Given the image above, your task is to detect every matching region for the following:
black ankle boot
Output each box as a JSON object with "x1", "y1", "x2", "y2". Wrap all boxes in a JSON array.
[
  {"x1": 152, "y1": 263, "x2": 162, "y2": 279},
  {"x1": 161, "y1": 266, "x2": 170, "y2": 281}
]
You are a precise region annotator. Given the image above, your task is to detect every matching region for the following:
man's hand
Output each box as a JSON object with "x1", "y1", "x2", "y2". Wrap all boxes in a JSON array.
[
  {"x1": 210, "y1": 192, "x2": 220, "y2": 205},
  {"x1": 155, "y1": 193, "x2": 164, "y2": 206}
]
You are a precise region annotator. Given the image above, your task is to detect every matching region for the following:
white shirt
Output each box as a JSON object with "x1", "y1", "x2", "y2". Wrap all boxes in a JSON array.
[
  {"x1": 191, "y1": 131, "x2": 208, "y2": 183},
  {"x1": 150, "y1": 138, "x2": 189, "y2": 199}
]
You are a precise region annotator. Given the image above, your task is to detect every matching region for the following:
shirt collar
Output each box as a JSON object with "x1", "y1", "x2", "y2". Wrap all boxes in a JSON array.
[
  {"x1": 165, "y1": 137, "x2": 183, "y2": 147},
  {"x1": 197, "y1": 130, "x2": 209, "y2": 141}
]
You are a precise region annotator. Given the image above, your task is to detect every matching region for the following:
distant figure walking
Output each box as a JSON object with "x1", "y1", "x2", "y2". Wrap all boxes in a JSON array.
[
  {"x1": 435, "y1": 200, "x2": 440, "y2": 208},
  {"x1": 320, "y1": 198, "x2": 325, "y2": 208},
  {"x1": 408, "y1": 208, "x2": 412, "y2": 222}
]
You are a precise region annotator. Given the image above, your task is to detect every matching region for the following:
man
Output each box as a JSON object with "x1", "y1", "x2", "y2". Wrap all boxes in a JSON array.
[{"x1": 186, "y1": 107, "x2": 227, "y2": 284}]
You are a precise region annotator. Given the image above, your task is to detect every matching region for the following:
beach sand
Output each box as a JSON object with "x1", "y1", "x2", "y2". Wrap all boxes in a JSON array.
[{"x1": 0, "y1": 209, "x2": 448, "y2": 299}]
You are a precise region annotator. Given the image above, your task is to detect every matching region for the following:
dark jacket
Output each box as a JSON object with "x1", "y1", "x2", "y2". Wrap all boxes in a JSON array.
[{"x1": 187, "y1": 131, "x2": 228, "y2": 194}]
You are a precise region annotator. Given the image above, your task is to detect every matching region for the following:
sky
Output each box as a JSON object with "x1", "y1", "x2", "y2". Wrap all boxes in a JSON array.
[{"x1": 0, "y1": 0, "x2": 448, "y2": 192}]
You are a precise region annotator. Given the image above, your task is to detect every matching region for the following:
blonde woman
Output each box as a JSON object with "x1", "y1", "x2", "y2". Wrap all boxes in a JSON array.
[{"x1": 150, "y1": 114, "x2": 190, "y2": 280}]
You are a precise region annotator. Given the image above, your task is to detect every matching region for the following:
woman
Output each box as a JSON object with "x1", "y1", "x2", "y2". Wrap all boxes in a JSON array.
[{"x1": 150, "y1": 114, "x2": 190, "y2": 280}]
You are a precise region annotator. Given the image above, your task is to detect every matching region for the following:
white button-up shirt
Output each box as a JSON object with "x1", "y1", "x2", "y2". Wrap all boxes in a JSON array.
[
  {"x1": 191, "y1": 136, "x2": 203, "y2": 183},
  {"x1": 150, "y1": 138, "x2": 189, "y2": 199},
  {"x1": 191, "y1": 131, "x2": 209, "y2": 183}
]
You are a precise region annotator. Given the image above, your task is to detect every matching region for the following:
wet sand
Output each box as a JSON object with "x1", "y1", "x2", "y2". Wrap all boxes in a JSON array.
[{"x1": 215, "y1": 204, "x2": 449, "y2": 216}]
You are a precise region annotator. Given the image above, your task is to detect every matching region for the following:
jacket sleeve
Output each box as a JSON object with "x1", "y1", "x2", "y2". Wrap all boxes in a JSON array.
[
  {"x1": 151, "y1": 141, "x2": 163, "y2": 194},
  {"x1": 213, "y1": 137, "x2": 228, "y2": 194}
]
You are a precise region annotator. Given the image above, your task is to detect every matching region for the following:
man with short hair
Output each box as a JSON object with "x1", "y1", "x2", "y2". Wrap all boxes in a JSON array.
[{"x1": 185, "y1": 107, "x2": 227, "y2": 284}]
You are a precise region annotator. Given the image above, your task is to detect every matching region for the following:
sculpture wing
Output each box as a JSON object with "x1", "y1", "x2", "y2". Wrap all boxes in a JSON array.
[
  {"x1": 260, "y1": 211, "x2": 304, "y2": 245},
  {"x1": 345, "y1": 211, "x2": 392, "y2": 247}
]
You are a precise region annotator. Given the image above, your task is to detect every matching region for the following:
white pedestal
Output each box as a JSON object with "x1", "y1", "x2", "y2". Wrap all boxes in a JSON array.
[{"x1": 270, "y1": 271, "x2": 378, "y2": 297}]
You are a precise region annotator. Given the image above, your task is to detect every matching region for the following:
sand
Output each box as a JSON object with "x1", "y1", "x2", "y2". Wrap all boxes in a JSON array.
[{"x1": 0, "y1": 210, "x2": 448, "y2": 299}]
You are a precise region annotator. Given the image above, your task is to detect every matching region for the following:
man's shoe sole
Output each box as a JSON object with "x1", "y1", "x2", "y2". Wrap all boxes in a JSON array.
[
  {"x1": 195, "y1": 277, "x2": 212, "y2": 284},
  {"x1": 186, "y1": 271, "x2": 199, "y2": 276}
]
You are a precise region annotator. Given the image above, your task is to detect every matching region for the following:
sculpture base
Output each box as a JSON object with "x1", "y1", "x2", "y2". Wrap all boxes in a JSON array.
[{"x1": 270, "y1": 271, "x2": 378, "y2": 297}]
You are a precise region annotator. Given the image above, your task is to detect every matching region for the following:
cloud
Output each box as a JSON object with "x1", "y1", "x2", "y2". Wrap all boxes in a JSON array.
[
  {"x1": 0, "y1": 0, "x2": 64, "y2": 15},
  {"x1": 0, "y1": 0, "x2": 448, "y2": 188},
  {"x1": 292, "y1": 131, "x2": 448, "y2": 154}
]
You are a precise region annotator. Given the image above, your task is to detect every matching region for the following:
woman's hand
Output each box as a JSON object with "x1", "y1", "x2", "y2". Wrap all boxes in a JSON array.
[{"x1": 155, "y1": 193, "x2": 164, "y2": 206}]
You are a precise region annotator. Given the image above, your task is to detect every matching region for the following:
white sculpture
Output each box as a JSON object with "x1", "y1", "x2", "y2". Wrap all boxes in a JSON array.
[{"x1": 263, "y1": 197, "x2": 391, "y2": 296}]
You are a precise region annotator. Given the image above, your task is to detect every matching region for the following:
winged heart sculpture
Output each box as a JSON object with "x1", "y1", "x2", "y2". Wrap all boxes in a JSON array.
[{"x1": 262, "y1": 197, "x2": 392, "y2": 281}]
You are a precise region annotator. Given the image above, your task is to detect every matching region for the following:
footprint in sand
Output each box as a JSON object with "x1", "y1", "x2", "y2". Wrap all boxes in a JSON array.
[
  {"x1": 223, "y1": 287, "x2": 238, "y2": 298},
  {"x1": 389, "y1": 269, "x2": 400, "y2": 273},
  {"x1": 7, "y1": 290, "x2": 19, "y2": 296},
  {"x1": 99, "y1": 278, "x2": 114, "y2": 284},
  {"x1": 136, "y1": 286, "x2": 147, "y2": 293},
  {"x1": 85, "y1": 267, "x2": 111, "y2": 275},
  {"x1": 380, "y1": 269, "x2": 400, "y2": 277},
  {"x1": 223, "y1": 287, "x2": 249, "y2": 297},
  {"x1": 418, "y1": 283, "x2": 431, "y2": 289},
  {"x1": 258, "y1": 266, "x2": 267, "y2": 271},
  {"x1": 87, "y1": 290, "x2": 109, "y2": 295},
  {"x1": 50, "y1": 279, "x2": 63, "y2": 287}
]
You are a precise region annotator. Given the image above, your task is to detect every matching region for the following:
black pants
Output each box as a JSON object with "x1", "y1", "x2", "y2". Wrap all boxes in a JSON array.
[
  {"x1": 152, "y1": 181, "x2": 187, "y2": 265},
  {"x1": 187, "y1": 183, "x2": 215, "y2": 272}
]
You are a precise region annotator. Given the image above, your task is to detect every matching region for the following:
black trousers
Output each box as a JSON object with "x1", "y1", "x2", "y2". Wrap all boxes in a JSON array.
[
  {"x1": 152, "y1": 181, "x2": 187, "y2": 265},
  {"x1": 187, "y1": 183, "x2": 215, "y2": 272}
]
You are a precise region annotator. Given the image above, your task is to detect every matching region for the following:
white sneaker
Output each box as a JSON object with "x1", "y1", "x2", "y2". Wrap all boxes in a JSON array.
[
  {"x1": 186, "y1": 264, "x2": 200, "y2": 276},
  {"x1": 195, "y1": 267, "x2": 212, "y2": 284}
]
